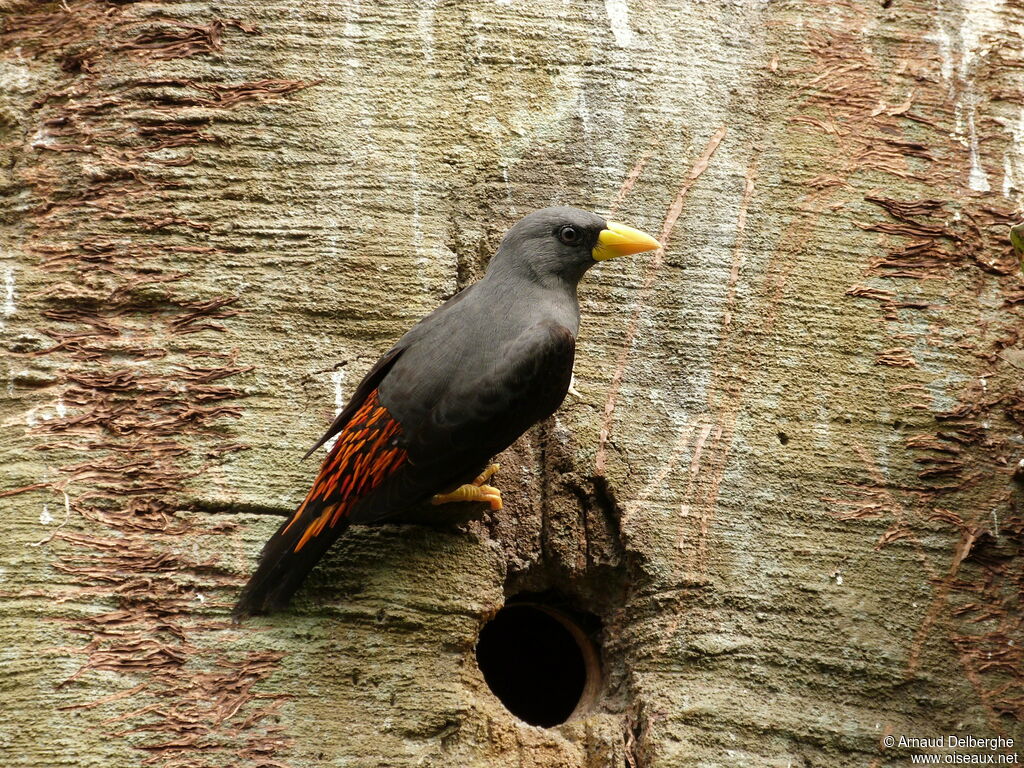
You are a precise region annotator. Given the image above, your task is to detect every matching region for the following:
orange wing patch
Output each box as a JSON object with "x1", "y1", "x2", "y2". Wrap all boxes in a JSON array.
[{"x1": 284, "y1": 390, "x2": 407, "y2": 552}]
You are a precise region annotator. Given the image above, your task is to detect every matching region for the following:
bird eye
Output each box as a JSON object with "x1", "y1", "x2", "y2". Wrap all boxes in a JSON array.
[{"x1": 557, "y1": 225, "x2": 580, "y2": 245}]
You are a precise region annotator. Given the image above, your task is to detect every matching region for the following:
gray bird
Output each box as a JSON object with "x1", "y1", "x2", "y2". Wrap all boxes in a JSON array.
[{"x1": 234, "y1": 206, "x2": 660, "y2": 618}]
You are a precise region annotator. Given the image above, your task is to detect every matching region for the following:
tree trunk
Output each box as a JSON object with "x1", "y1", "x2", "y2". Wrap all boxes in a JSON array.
[{"x1": 2, "y1": 0, "x2": 1022, "y2": 766}]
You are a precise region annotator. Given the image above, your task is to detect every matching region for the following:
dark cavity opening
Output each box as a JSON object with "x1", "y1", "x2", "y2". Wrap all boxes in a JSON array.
[{"x1": 475, "y1": 601, "x2": 599, "y2": 727}]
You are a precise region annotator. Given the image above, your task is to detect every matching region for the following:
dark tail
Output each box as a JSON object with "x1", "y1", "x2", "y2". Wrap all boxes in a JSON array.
[
  {"x1": 232, "y1": 514, "x2": 349, "y2": 620},
  {"x1": 234, "y1": 385, "x2": 409, "y2": 619}
]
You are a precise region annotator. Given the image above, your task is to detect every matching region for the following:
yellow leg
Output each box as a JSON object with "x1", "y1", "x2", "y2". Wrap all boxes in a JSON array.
[{"x1": 431, "y1": 463, "x2": 502, "y2": 511}]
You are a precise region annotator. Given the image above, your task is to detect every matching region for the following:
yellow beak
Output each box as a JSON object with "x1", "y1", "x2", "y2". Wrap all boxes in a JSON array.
[{"x1": 592, "y1": 221, "x2": 662, "y2": 261}]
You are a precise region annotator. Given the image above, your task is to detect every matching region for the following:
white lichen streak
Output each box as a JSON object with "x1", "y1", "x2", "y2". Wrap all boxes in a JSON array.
[
  {"x1": 29, "y1": 491, "x2": 70, "y2": 547},
  {"x1": 934, "y1": 3, "x2": 1009, "y2": 192},
  {"x1": 342, "y1": 0, "x2": 362, "y2": 70},
  {"x1": 1002, "y1": 106, "x2": 1024, "y2": 199},
  {"x1": 0, "y1": 265, "x2": 14, "y2": 329},
  {"x1": 25, "y1": 395, "x2": 66, "y2": 428},
  {"x1": 0, "y1": 53, "x2": 33, "y2": 92},
  {"x1": 500, "y1": 162, "x2": 517, "y2": 215},
  {"x1": 3, "y1": 266, "x2": 13, "y2": 316},
  {"x1": 957, "y1": 0, "x2": 1004, "y2": 78},
  {"x1": 604, "y1": 0, "x2": 633, "y2": 48},
  {"x1": 926, "y1": 21, "x2": 954, "y2": 82},
  {"x1": 577, "y1": 86, "x2": 591, "y2": 138},
  {"x1": 342, "y1": 0, "x2": 361, "y2": 39},
  {"x1": 407, "y1": 147, "x2": 441, "y2": 299},
  {"x1": 417, "y1": 0, "x2": 436, "y2": 64},
  {"x1": 957, "y1": 0, "x2": 1005, "y2": 192},
  {"x1": 29, "y1": 125, "x2": 57, "y2": 150},
  {"x1": 966, "y1": 97, "x2": 990, "y2": 193},
  {"x1": 410, "y1": 150, "x2": 424, "y2": 259},
  {"x1": 324, "y1": 368, "x2": 346, "y2": 453}
]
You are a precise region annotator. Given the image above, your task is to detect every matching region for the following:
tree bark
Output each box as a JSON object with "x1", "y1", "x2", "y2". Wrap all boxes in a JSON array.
[{"x1": 1, "y1": 0, "x2": 1022, "y2": 766}]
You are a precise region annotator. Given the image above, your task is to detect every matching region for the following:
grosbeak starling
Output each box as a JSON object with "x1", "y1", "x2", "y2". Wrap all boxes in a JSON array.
[{"x1": 234, "y1": 206, "x2": 660, "y2": 617}]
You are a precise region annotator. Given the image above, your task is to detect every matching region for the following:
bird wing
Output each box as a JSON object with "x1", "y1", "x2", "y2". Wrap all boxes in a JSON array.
[
  {"x1": 302, "y1": 281, "x2": 482, "y2": 460},
  {"x1": 349, "y1": 319, "x2": 576, "y2": 524},
  {"x1": 302, "y1": 344, "x2": 406, "y2": 459},
  {"x1": 417, "y1": 319, "x2": 576, "y2": 459}
]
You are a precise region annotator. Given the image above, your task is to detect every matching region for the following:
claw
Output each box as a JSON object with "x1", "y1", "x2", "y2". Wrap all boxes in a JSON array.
[
  {"x1": 431, "y1": 464, "x2": 503, "y2": 511},
  {"x1": 473, "y1": 463, "x2": 500, "y2": 486},
  {"x1": 477, "y1": 484, "x2": 503, "y2": 511}
]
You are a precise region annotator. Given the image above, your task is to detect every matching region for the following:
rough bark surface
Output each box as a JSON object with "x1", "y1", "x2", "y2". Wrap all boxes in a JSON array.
[{"x1": 1, "y1": 1, "x2": 1022, "y2": 766}]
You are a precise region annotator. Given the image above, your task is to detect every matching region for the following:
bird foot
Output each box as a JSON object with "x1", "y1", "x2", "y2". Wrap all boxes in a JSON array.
[{"x1": 431, "y1": 463, "x2": 503, "y2": 511}]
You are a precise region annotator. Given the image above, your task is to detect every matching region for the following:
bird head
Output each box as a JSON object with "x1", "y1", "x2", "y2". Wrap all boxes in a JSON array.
[{"x1": 490, "y1": 206, "x2": 661, "y2": 287}]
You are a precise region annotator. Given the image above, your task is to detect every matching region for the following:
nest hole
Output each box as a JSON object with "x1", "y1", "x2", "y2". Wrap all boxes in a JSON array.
[{"x1": 475, "y1": 597, "x2": 601, "y2": 727}]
